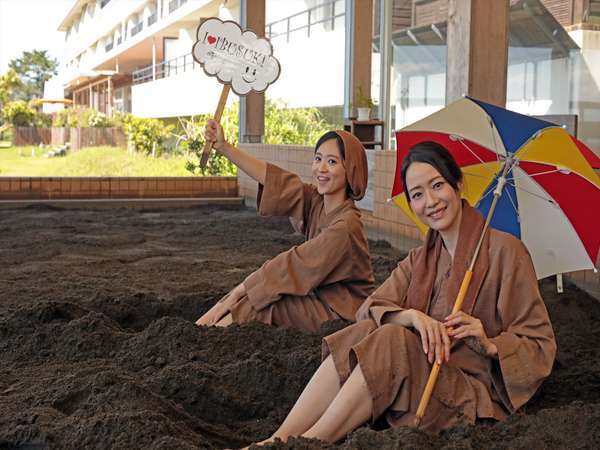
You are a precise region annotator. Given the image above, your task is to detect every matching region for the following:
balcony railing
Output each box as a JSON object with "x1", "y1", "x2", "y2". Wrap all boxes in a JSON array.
[
  {"x1": 131, "y1": 22, "x2": 143, "y2": 37},
  {"x1": 148, "y1": 12, "x2": 157, "y2": 27},
  {"x1": 168, "y1": 0, "x2": 188, "y2": 14},
  {"x1": 132, "y1": 1, "x2": 345, "y2": 86},
  {"x1": 266, "y1": 0, "x2": 344, "y2": 42},
  {"x1": 132, "y1": 53, "x2": 196, "y2": 85}
]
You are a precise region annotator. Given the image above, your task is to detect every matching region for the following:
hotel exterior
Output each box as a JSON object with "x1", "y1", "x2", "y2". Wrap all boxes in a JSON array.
[{"x1": 49, "y1": 0, "x2": 600, "y2": 152}]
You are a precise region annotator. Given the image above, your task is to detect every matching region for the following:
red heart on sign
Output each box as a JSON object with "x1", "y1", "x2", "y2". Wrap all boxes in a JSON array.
[{"x1": 207, "y1": 35, "x2": 216, "y2": 45}]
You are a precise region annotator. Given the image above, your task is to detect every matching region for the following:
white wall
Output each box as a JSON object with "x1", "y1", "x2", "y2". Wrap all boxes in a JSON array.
[
  {"x1": 131, "y1": 69, "x2": 236, "y2": 118},
  {"x1": 265, "y1": 28, "x2": 345, "y2": 107},
  {"x1": 569, "y1": 29, "x2": 600, "y2": 154},
  {"x1": 132, "y1": 16, "x2": 346, "y2": 117},
  {"x1": 42, "y1": 78, "x2": 67, "y2": 113}
]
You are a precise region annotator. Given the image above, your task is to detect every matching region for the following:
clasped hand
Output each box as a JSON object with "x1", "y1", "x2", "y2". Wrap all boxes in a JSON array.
[{"x1": 401, "y1": 309, "x2": 497, "y2": 365}]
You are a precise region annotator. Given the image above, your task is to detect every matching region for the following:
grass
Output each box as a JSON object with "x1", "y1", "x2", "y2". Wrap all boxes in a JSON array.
[{"x1": 0, "y1": 146, "x2": 198, "y2": 177}]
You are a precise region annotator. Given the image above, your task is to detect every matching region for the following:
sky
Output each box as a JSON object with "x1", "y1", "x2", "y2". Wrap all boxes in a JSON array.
[{"x1": 0, "y1": 0, "x2": 72, "y2": 73}]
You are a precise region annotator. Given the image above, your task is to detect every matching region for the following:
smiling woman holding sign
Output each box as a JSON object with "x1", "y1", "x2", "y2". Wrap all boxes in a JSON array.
[
  {"x1": 192, "y1": 17, "x2": 373, "y2": 331},
  {"x1": 195, "y1": 123, "x2": 375, "y2": 331}
]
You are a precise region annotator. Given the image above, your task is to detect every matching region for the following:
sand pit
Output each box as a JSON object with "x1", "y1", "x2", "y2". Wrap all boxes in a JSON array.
[{"x1": 1, "y1": 204, "x2": 599, "y2": 449}]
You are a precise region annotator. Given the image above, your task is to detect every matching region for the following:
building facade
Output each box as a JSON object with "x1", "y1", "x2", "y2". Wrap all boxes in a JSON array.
[{"x1": 49, "y1": 0, "x2": 600, "y2": 153}]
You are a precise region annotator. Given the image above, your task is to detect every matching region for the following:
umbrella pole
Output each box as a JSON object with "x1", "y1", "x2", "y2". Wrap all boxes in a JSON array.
[
  {"x1": 199, "y1": 84, "x2": 231, "y2": 168},
  {"x1": 414, "y1": 158, "x2": 512, "y2": 427}
]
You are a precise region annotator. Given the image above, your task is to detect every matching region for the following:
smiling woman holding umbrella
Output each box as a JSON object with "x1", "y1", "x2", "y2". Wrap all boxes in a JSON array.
[{"x1": 250, "y1": 141, "x2": 556, "y2": 445}]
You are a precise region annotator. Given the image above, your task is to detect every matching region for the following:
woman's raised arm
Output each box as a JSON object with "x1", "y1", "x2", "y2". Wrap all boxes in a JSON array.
[{"x1": 205, "y1": 119, "x2": 267, "y2": 185}]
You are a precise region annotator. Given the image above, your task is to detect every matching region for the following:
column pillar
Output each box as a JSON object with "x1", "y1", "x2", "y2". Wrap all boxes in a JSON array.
[
  {"x1": 152, "y1": 37, "x2": 157, "y2": 80},
  {"x1": 239, "y1": 0, "x2": 265, "y2": 144},
  {"x1": 348, "y1": 0, "x2": 373, "y2": 116},
  {"x1": 446, "y1": 0, "x2": 509, "y2": 106},
  {"x1": 107, "y1": 77, "x2": 112, "y2": 117}
]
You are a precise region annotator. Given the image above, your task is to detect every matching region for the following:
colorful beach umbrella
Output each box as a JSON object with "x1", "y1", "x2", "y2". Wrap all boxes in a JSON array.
[{"x1": 392, "y1": 97, "x2": 600, "y2": 279}]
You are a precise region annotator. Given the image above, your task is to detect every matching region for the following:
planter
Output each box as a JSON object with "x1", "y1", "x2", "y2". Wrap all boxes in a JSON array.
[{"x1": 357, "y1": 107, "x2": 371, "y2": 121}]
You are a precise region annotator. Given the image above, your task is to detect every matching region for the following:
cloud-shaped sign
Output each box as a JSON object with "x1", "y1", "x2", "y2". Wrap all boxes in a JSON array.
[{"x1": 192, "y1": 18, "x2": 281, "y2": 96}]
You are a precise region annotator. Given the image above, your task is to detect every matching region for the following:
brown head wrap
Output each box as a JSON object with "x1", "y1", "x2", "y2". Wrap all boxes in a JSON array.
[{"x1": 331, "y1": 130, "x2": 368, "y2": 201}]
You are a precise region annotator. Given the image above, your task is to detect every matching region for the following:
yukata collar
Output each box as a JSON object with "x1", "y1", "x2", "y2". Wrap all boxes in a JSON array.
[{"x1": 406, "y1": 200, "x2": 490, "y2": 315}]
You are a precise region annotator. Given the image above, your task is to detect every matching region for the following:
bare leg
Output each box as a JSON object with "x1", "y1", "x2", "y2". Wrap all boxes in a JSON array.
[
  {"x1": 215, "y1": 313, "x2": 233, "y2": 327},
  {"x1": 256, "y1": 355, "x2": 341, "y2": 445},
  {"x1": 301, "y1": 364, "x2": 372, "y2": 443}
]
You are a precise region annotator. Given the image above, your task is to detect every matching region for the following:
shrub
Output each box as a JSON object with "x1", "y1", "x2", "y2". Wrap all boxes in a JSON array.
[
  {"x1": 183, "y1": 99, "x2": 333, "y2": 175},
  {"x1": 122, "y1": 114, "x2": 173, "y2": 156},
  {"x1": 264, "y1": 99, "x2": 332, "y2": 145},
  {"x1": 2, "y1": 100, "x2": 36, "y2": 126},
  {"x1": 52, "y1": 108, "x2": 77, "y2": 128},
  {"x1": 52, "y1": 108, "x2": 114, "y2": 128},
  {"x1": 175, "y1": 105, "x2": 238, "y2": 176},
  {"x1": 86, "y1": 110, "x2": 111, "y2": 127},
  {"x1": 34, "y1": 112, "x2": 52, "y2": 128}
]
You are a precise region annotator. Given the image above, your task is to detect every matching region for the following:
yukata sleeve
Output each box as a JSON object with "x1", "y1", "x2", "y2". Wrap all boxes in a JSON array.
[
  {"x1": 256, "y1": 163, "x2": 316, "y2": 228},
  {"x1": 242, "y1": 220, "x2": 354, "y2": 311},
  {"x1": 355, "y1": 248, "x2": 419, "y2": 326},
  {"x1": 488, "y1": 241, "x2": 557, "y2": 411}
]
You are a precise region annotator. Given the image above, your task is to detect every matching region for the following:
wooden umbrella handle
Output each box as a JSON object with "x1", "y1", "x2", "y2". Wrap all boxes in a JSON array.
[
  {"x1": 199, "y1": 84, "x2": 231, "y2": 168},
  {"x1": 414, "y1": 269, "x2": 473, "y2": 426}
]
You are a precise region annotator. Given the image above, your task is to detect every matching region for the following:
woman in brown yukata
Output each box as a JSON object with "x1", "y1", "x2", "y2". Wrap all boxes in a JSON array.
[
  {"x1": 250, "y1": 141, "x2": 556, "y2": 445},
  {"x1": 195, "y1": 120, "x2": 375, "y2": 333}
]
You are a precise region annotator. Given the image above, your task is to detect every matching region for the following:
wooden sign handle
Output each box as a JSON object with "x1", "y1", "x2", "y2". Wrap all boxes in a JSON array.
[{"x1": 200, "y1": 84, "x2": 231, "y2": 168}]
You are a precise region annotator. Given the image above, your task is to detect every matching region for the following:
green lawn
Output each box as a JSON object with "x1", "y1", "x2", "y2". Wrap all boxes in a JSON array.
[{"x1": 0, "y1": 146, "x2": 198, "y2": 177}]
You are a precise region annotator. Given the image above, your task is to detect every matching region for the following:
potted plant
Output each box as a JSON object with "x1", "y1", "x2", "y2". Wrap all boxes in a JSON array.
[{"x1": 355, "y1": 86, "x2": 374, "y2": 121}]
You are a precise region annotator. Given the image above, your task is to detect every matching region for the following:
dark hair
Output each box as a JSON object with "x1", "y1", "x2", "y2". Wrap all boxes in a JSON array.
[
  {"x1": 401, "y1": 141, "x2": 463, "y2": 204},
  {"x1": 315, "y1": 131, "x2": 345, "y2": 159}
]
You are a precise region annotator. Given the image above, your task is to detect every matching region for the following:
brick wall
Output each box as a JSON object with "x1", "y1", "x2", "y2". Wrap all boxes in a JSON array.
[{"x1": 0, "y1": 176, "x2": 237, "y2": 200}]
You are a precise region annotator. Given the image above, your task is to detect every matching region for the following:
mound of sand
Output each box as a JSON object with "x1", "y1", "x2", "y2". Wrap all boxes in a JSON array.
[{"x1": 1, "y1": 205, "x2": 598, "y2": 449}]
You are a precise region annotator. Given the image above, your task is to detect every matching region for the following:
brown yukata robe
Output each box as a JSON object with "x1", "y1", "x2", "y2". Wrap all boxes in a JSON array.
[
  {"x1": 323, "y1": 202, "x2": 556, "y2": 432},
  {"x1": 226, "y1": 163, "x2": 375, "y2": 333}
]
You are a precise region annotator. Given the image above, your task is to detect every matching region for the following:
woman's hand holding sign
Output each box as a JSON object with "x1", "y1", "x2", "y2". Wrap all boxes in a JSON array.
[
  {"x1": 203, "y1": 119, "x2": 267, "y2": 185},
  {"x1": 204, "y1": 119, "x2": 226, "y2": 152}
]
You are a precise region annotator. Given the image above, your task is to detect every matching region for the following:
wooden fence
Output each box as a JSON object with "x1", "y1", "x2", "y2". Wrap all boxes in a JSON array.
[
  {"x1": 13, "y1": 127, "x2": 52, "y2": 146},
  {"x1": 70, "y1": 128, "x2": 126, "y2": 151},
  {"x1": 52, "y1": 128, "x2": 70, "y2": 145},
  {"x1": 12, "y1": 127, "x2": 125, "y2": 150}
]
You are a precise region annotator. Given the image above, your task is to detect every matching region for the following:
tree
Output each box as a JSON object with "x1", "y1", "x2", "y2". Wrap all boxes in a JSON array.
[
  {"x1": 2, "y1": 100, "x2": 36, "y2": 126},
  {"x1": 8, "y1": 50, "x2": 58, "y2": 101},
  {"x1": 0, "y1": 69, "x2": 21, "y2": 110}
]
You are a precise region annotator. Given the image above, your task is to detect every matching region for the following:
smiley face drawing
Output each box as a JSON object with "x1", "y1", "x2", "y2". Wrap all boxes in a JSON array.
[{"x1": 242, "y1": 66, "x2": 257, "y2": 83}]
